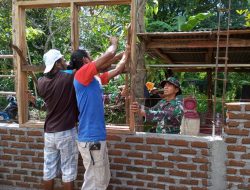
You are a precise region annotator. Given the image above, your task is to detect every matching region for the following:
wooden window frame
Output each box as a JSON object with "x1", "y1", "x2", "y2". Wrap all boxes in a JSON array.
[{"x1": 13, "y1": 0, "x2": 137, "y2": 134}]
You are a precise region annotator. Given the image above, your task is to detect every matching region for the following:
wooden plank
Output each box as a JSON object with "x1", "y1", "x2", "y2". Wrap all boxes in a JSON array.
[
  {"x1": 147, "y1": 39, "x2": 250, "y2": 49},
  {"x1": 0, "y1": 75, "x2": 15, "y2": 78},
  {"x1": 70, "y1": 2, "x2": 79, "y2": 51},
  {"x1": 21, "y1": 64, "x2": 45, "y2": 72},
  {"x1": 15, "y1": 4, "x2": 29, "y2": 125},
  {"x1": 17, "y1": 0, "x2": 131, "y2": 8},
  {"x1": 137, "y1": 29, "x2": 250, "y2": 37},
  {"x1": 0, "y1": 91, "x2": 16, "y2": 95},
  {"x1": 129, "y1": 0, "x2": 137, "y2": 133},
  {"x1": 0, "y1": 55, "x2": 13, "y2": 59}
]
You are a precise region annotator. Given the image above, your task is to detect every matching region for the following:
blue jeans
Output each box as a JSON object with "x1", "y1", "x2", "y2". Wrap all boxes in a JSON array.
[{"x1": 43, "y1": 127, "x2": 78, "y2": 183}]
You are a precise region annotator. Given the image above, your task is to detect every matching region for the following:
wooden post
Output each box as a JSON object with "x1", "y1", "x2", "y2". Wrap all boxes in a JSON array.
[
  {"x1": 70, "y1": 2, "x2": 79, "y2": 51},
  {"x1": 13, "y1": 1, "x2": 29, "y2": 124},
  {"x1": 130, "y1": 0, "x2": 146, "y2": 132}
]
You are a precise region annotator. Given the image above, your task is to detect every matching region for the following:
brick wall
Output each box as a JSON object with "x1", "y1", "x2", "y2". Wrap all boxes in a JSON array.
[
  {"x1": 224, "y1": 102, "x2": 250, "y2": 190},
  {"x1": 0, "y1": 126, "x2": 225, "y2": 190}
]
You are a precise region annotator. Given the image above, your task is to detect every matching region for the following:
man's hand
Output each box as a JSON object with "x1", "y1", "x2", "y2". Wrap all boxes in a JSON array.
[
  {"x1": 130, "y1": 101, "x2": 140, "y2": 113},
  {"x1": 110, "y1": 37, "x2": 118, "y2": 45}
]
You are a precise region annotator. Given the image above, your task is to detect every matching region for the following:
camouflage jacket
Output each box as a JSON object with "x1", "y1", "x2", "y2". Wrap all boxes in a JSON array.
[{"x1": 144, "y1": 96, "x2": 184, "y2": 134}]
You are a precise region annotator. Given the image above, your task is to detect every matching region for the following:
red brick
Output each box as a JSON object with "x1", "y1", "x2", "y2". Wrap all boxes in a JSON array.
[
  {"x1": 1, "y1": 135, "x2": 16, "y2": 141},
  {"x1": 245, "y1": 104, "x2": 250, "y2": 111},
  {"x1": 227, "y1": 145, "x2": 246, "y2": 152},
  {"x1": 11, "y1": 142, "x2": 26, "y2": 149},
  {"x1": 191, "y1": 188, "x2": 208, "y2": 190},
  {"x1": 200, "y1": 164, "x2": 209, "y2": 171},
  {"x1": 134, "y1": 160, "x2": 152, "y2": 166},
  {"x1": 192, "y1": 157, "x2": 209, "y2": 163},
  {"x1": 24, "y1": 176, "x2": 39, "y2": 183},
  {"x1": 20, "y1": 150, "x2": 35, "y2": 156},
  {"x1": 31, "y1": 171, "x2": 43, "y2": 176},
  {"x1": 0, "y1": 141, "x2": 8, "y2": 147},
  {"x1": 148, "y1": 183, "x2": 165, "y2": 189},
  {"x1": 225, "y1": 128, "x2": 249, "y2": 136},
  {"x1": 107, "y1": 135, "x2": 122, "y2": 141},
  {"x1": 27, "y1": 130, "x2": 43, "y2": 136},
  {"x1": 240, "y1": 169, "x2": 250, "y2": 175},
  {"x1": 36, "y1": 137, "x2": 44, "y2": 143},
  {"x1": 180, "y1": 179, "x2": 198, "y2": 185},
  {"x1": 242, "y1": 138, "x2": 250, "y2": 144},
  {"x1": 146, "y1": 137, "x2": 165, "y2": 145},
  {"x1": 126, "y1": 166, "x2": 144, "y2": 173},
  {"x1": 179, "y1": 149, "x2": 197, "y2": 155},
  {"x1": 227, "y1": 121, "x2": 240, "y2": 128},
  {"x1": 114, "y1": 144, "x2": 131, "y2": 149},
  {"x1": 136, "y1": 174, "x2": 153, "y2": 181},
  {"x1": 168, "y1": 155, "x2": 187, "y2": 162},
  {"x1": 226, "y1": 104, "x2": 241, "y2": 111},
  {"x1": 3, "y1": 162, "x2": 17, "y2": 167},
  {"x1": 109, "y1": 178, "x2": 122, "y2": 184},
  {"x1": 177, "y1": 163, "x2": 197, "y2": 170},
  {"x1": 227, "y1": 113, "x2": 250, "y2": 120},
  {"x1": 158, "y1": 146, "x2": 174, "y2": 153},
  {"x1": 191, "y1": 141, "x2": 208, "y2": 148},
  {"x1": 201, "y1": 149, "x2": 209, "y2": 156},
  {"x1": 9, "y1": 129, "x2": 25, "y2": 135},
  {"x1": 191, "y1": 172, "x2": 208, "y2": 178},
  {"x1": 108, "y1": 150, "x2": 122, "y2": 156},
  {"x1": 0, "y1": 180, "x2": 13, "y2": 186},
  {"x1": 0, "y1": 155, "x2": 12, "y2": 160},
  {"x1": 7, "y1": 174, "x2": 21, "y2": 180},
  {"x1": 110, "y1": 164, "x2": 123, "y2": 170},
  {"x1": 14, "y1": 156, "x2": 29, "y2": 162},
  {"x1": 21, "y1": 163, "x2": 36, "y2": 169},
  {"x1": 127, "y1": 180, "x2": 144, "y2": 187},
  {"x1": 29, "y1": 144, "x2": 44, "y2": 149},
  {"x1": 3, "y1": 148, "x2": 18, "y2": 154},
  {"x1": 226, "y1": 168, "x2": 237, "y2": 174},
  {"x1": 127, "y1": 152, "x2": 143, "y2": 158},
  {"x1": 113, "y1": 158, "x2": 131, "y2": 164},
  {"x1": 225, "y1": 137, "x2": 237, "y2": 144},
  {"x1": 241, "y1": 153, "x2": 250, "y2": 159},
  {"x1": 158, "y1": 176, "x2": 175, "y2": 183},
  {"x1": 16, "y1": 182, "x2": 31, "y2": 188},
  {"x1": 0, "y1": 167, "x2": 10, "y2": 173},
  {"x1": 19, "y1": 136, "x2": 34, "y2": 143},
  {"x1": 116, "y1": 172, "x2": 133, "y2": 178},
  {"x1": 169, "y1": 170, "x2": 187, "y2": 177},
  {"x1": 227, "y1": 175, "x2": 243, "y2": 182},
  {"x1": 0, "y1": 128, "x2": 8, "y2": 134},
  {"x1": 147, "y1": 168, "x2": 165, "y2": 174},
  {"x1": 227, "y1": 160, "x2": 245, "y2": 167},
  {"x1": 135, "y1": 145, "x2": 152, "y2": 151},
  {"x1": 13, "y1": 170, "x2": 28, "y2": 175},
  {"x1": 125, "y1": 137, "x2": 143, "y2": 143},
  {"x1": 244, "y1": 121, "x2": 250, "y2": 128},
  {"x1": 168, "y1": 140, "x2": 188, "y2": 147},
  {"x1": 155, "y1": 161, "x2": 174, "y2": 168},
  {"x1": 238, "y1": 184, "x2": 250, "y2": 189},
  {"x1": 169, "y1": 186, "x2": 188, "y2": 190},
  {"x1": 146, "y1": 153, "x2": 164, "y2": 160},
  {"x1": 227, "y1": 152, "x2": 235, "y2": 159},
  {"x1": 202, "y1": 179, "x2": 209, "y2": 186},
  {"x1": 32, "y1": 157, "x2": 44, "y2": 163}
]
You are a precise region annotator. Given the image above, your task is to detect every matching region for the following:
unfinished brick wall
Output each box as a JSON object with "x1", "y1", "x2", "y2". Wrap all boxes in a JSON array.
[
  {"x1": 224, "y1": 102, "x2": 250, "y2": 190},
  {"x1": 0, "y1": 126, "x2": 223, "y2": 190}
]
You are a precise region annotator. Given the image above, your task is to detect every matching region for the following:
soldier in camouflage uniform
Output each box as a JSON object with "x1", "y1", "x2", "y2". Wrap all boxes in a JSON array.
[{"x1": 131, "y1": 77, "x2": 183, "y2": 134}]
